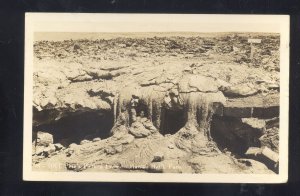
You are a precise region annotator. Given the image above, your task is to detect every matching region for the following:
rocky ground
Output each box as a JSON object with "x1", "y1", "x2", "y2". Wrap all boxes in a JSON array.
[{"x1": 32, "y1": 32, "x2": 280, "y2": 174}]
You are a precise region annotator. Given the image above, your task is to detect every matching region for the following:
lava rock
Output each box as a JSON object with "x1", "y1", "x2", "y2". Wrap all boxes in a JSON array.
[
  {"x1": 66, "y1": 149, "x2": 75, "y2": 157},
  {"x1": 54, "y1": 143, "x2": 64, "y2": 151},
  {"x1": 211, "y1": 116, "x2": 264, "y2": 154},
  {"x1": 68, "y1": 143, "x2": 78, "y2": 148},
  {"x1": 36, "y1": 131, "x2": 53, "y2": 147},
  {"x1": 265, "y1": 117, "x2": 279, "y2": 129},
  {"x1": 115, "y1": 145, "x2": 123, "y2": 153},
  {"x1": 66, "y1": 162, "x2": 85, "y2": 172},
  {"x1": 80, "y1": 140, "x2": 91, "y2": 145},
  {"x1": 92, "y1": 137, "x2": 101, "y2": 142},
  {"x1": 43, "y1": 144, "x2": 56, "y2": 157},
  {"x1": 267, "y1": 83, "x2": 279, "y2": 91},
  {"x1": 168, "y1": 144, "x2": 175, "y2": 149},
  {"x1": 217, "y1": 78, "x2": 232, "y2": 91},
  {"x1": 188, "y1": 75, "x2": 219, "y2": 93},
  {"x1": 129, "y1": 122, "x2": 151, "y2": 138},
  {"x1": 142, "y1": 120, "x2": 158, "y2": 132},
  {"x1": 152, "y1": 152, "x2": 164, "y2": 162},
  {"x1": 241, "y1": 118, "x2": 266, "y2": 130},
  {"x1": 120, "y1": 134, "x2": 135, "y2": 144},
  {"x1": 183, "y1": 66, "x2": 192, "y2": 72},
  {"x1": 245, "y1": 147, "x2": 263, "y2": 157},
  {"x1": 259, "y1": 127, "x2": 279, "y2": 153},
  {"x1": 222, "y1": 83, "x2": 258, "y2": 97},
  {"x1": 245, "y1": 146, "x2": 279, "y2": 173},
  {"x1": 104, "y1": 146, "x2": 117, "y2": 155},
  {"x1": 34, "y1": 146, "x2": 45, "y2": 156}
]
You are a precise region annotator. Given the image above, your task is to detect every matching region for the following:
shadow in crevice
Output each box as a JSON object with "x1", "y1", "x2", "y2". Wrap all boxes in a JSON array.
[
  {"x1": 33, "y1": 111, "x2": 114, "y2": 146},
  {"x1": 160, "y1": 108, "x2": 186, "y2": 135},
  {"x1": 210, "y1": 115, "x2": 261, "y2": 156}
]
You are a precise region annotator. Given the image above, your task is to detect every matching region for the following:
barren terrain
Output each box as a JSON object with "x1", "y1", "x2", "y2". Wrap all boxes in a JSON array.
[{"x1": 32, "y1": 32, "x2": 280, "y2": 174}]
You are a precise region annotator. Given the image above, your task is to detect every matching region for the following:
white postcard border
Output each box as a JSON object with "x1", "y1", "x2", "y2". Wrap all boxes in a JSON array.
[{"x1": 23, "y1": 13, "x2": 289, "y2": 183}]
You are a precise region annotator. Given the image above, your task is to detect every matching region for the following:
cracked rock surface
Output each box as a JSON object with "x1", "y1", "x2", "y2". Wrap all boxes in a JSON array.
[{"x1": 32, "y1": 32, "x2": 280, "y2": 174}]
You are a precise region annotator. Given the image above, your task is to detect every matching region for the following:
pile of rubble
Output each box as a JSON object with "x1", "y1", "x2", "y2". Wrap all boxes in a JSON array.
[
  {"x1": 32, "y1": 131, "x2": 65, "y2": 163},
  {"x1": 34, "y1": 33, "x2": 280, "y2": 71}
]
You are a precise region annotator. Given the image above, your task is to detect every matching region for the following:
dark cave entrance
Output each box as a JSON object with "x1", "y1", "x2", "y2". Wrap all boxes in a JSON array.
[
  {"x1": 33, "y1": 111, "x2": 114, "y2": 146},
  {"x1": 161, "y1": 108, "x2": 186, "y2": 135},
  {"x1": 129, "y1": 100, "x2": 150, "y2": 125},
  {"x1": 210, "y1": 115, "x2": 261, "y2": 155},
  {"x1": 135, "y1": 100, "x2": 149, "y2": 118}
]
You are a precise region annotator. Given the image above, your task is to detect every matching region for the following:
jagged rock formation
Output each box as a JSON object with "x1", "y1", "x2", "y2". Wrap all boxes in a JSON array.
[{"x1": 32, "y1": 33, "x2": 280, "y2": 174}]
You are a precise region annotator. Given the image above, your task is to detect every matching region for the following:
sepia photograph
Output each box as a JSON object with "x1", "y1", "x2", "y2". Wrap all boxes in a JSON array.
[{"x1": 23, "y1": 14, "x2": 289, "y2": 182}]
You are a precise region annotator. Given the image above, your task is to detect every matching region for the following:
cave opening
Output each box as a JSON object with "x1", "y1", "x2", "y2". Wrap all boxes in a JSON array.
[
  {"x1": 161, "y1": 108, "x2": 186, "y2": 135},
  {"x1": 210, "y1": 115, "x2": 261, "y2": 156},
  {"x1": 128, "y1": 99, "x2": 150, "y2": 125},
  {"x1": 33, "y1": 111, "x2": 114, "y2": 146},
  {"x1": 135, "y1": 100, "x2": 149, "y2": 118}
]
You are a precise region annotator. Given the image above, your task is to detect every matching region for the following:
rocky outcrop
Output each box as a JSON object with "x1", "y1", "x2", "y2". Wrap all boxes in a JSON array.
[
  {"x1": 32, "y1": 131, "x2": 66, "y2": 163},
  {"x1": 245, "y1": 146, "x2": 279, "y2": 173},
  {"x1": 35, "y1": 131, "x2": 53, "y2": 147},
  {"x1": 211, "y1": 93, "x2": 279, "y2": 165},
  {"x1": 215, "y1": 93, "x2": 279, "y2": 118},
  {"x1": 32, "y1": 33, "x2": 280, "y2": 174}
]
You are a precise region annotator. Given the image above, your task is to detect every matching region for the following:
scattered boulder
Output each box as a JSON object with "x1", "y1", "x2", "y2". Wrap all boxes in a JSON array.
[
  {"x1": 54, "y1": 143, "x2": 64, "y2": 151},
  {"x1": 43, "y1": 144, "x2": 56, "y2": 157},
  {"x1": 80, "y1": 140, "x2": 91, "y2": 145},
  {"x1": 245, "y1": 146, "x2": 279, "y2": 173},
  {"x1": 183, "y1": 66, "x2": 192, "y2": 72},
  {"x1": 66, "y1": 148, "x2": 76, "y2": 157},
  {"x1": 265, "y1": 117, "x2": 279, "y2": 129},
  {"x1": 216, "y1": 78, "x2": 231, "y2": 91},
  {"x1": 118, "y1": 44, "x2": 126, "y2": 48},
  {"x1": 65, "y1": 143, "x2": 81, "y2": 157},
  {"x1": 104, "y1": 146, "x2": 117, "y2": 155},
  {"x1": 255, "y1": 80, "x2": 279, "y2": 93},
  {"x1": 112, "y1": 128, "x2": 128, "y2": 140},
  {"x1": 245, "y1": 147, "x2": 263, "y2": 157},
  {"x1": 179, "y1": 74, "x2": 220, "y2": 93},
  {"x1": 236, "y1": 158, "x2": 273, "y2": 173},
  {"x1": 129, "y1": 121, "x2": 152, "y2": 138},
  {"x1": 34, "y1": 146, "x2": 45, "y2": 156},
  {"x1": 120, "y1": 134, "x2": 135, "y2": 144},
  {"x1": 68, "y1": 143, "x2": 78, "y2": 149},
  {"x1": 36, "y1": 131, "x2": 53, "y2": 147},
  {"x1": 73, "y1": 44, "x2": 80, "y2": 50},
  {"x1": 222, "y1": 83, "x2": 258, "y2": 97},
  {"x1": 241, "y1": 118, "x2": 266, "y2": 130},
  {"x1": 260, "y1": 146, "x2": 279, "y2": 163},
  {"x1": 259, "y1": 127, "x2": 279, "y2": 153},
  {"x1": 152, "y1": 152, "x2": 164, "y2": 162},
  {"x1": 142, "y1": 120, "x2": 158, "y2": 132},
  {"x1": 188, "y1": 75, "x2": 219, "y2": 93},
  {"x1": 168, "y1": 144, "x2": 175, "y2": 149},
  {"x1": 66, "y1": 162, "x2": 85, "y2": 172},
  {"x1": 92, "y1": 137, "x2": 101, "y2": 142},
  {"x1": 115, "y1": 145, "x2": 123, "y2": 153},
  {"x1": 267, "y1": 83, "x2": 279, "y2": 91},
  {"x1": 111, "y1": 124, "x2": 129, "y2": 138}
]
